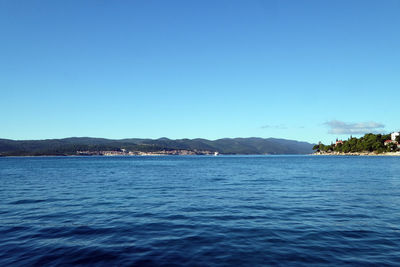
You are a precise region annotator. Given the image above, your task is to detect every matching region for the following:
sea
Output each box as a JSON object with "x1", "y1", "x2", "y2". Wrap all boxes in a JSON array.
[{"x1": 1, "y1": 155, "x2": 400, "y2": 266}]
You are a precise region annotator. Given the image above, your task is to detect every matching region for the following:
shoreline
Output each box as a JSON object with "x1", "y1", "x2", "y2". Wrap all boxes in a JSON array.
[
  {"x1": 313, "y1": 151, "x2": 400, "y2": 156},
  {"x1": 1, "y1": 154, "x2": 309, "y2": 158}
]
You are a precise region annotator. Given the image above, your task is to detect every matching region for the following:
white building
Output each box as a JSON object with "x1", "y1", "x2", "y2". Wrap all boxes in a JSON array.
[{"x1": 391, "y1": 132, "x2": 400, "y2": 141}]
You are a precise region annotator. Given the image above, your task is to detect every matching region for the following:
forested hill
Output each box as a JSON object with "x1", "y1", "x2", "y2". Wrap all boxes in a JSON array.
[
  {"x1": 0, "y1": 137, "x2": 314, "y2": 156},
  {"x1": 313, "y1": 133, "x2": 400, "y2": 154}
]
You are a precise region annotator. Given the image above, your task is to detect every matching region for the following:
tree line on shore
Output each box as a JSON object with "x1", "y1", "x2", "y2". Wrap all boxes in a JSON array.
[
  {"x1": 313, "y1": 133, "x2": 400, "y2": 154},
  {"x1": 0, "y1": 137, "x2": 314, "y2": 156}
]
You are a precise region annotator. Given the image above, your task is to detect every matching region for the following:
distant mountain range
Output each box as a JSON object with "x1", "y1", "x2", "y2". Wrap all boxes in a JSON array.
[{"x1": 0, "y1": 137, "x2": 315, "y2": 156}]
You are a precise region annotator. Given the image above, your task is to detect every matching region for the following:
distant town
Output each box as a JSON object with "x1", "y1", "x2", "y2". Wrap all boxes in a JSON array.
[{"x1": 76, "y1": 149, "x2": 218, "y2": 156}]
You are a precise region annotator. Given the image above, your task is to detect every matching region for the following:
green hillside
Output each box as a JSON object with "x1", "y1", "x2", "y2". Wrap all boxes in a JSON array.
[{"x1": 0, "y1": 137, "x2": 314, "y2": 156}]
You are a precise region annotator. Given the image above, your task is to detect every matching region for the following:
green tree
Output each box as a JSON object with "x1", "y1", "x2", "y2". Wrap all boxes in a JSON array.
[{"x1": 387, "y1": 142, "x2": 398, "y2": 152}]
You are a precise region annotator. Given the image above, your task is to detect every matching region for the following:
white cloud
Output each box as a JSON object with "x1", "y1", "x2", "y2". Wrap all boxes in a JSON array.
[{"x1": 324, "y1": 120, "x2": 385, "y2": 135}]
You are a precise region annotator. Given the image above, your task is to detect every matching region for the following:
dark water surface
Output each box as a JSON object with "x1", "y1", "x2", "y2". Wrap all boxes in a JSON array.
[{"x1": 1, "y1": 155, "x2": 400, "y2": 266}]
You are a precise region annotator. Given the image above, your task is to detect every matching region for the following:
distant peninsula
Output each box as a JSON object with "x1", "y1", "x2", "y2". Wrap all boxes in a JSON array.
[
  {"x1": 313, "y1": 132, "x2": 400, "y2": 156},
  {"x1": 0, "y1": 137, "x2": 314, "y2": 156}
]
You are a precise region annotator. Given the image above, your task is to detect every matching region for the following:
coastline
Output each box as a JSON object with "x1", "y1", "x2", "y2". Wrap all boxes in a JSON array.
[{"x1": 313, "y1": 151, "x2": 400, "y2": 156}]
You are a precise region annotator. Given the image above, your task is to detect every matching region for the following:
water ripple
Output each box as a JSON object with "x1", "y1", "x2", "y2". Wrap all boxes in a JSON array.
[{"x1": 1, "y1": 156, "x2": 400, "y2": 265}]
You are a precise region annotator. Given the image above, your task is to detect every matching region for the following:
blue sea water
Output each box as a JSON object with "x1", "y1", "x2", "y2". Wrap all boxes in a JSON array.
[{"x1": 1, "y1": 155, "x2": 400, "y2": 266}]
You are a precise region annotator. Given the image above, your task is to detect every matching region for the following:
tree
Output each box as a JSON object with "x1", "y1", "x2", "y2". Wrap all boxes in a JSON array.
[{"x1": 387, "y1": 142, "x2": 398, "y2": 152}]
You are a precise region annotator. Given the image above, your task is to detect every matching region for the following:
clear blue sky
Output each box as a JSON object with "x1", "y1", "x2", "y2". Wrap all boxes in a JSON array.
[{"x1": 1, "y1": 0, "x2": 399, "y2": 143}]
